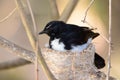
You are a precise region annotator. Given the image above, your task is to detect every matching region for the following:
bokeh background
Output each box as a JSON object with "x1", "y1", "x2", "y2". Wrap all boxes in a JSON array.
[{"x1": 0, "y1": 0, "x2": 120, "y2": 80}]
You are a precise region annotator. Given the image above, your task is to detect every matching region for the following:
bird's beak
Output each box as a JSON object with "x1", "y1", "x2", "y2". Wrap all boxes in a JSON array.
[
  {"x1": 39, "y1": 31, "x2": 45, "y2": 34},
  {"x1": 39, "y1": 30, "x2": 47, "y2": 35}
]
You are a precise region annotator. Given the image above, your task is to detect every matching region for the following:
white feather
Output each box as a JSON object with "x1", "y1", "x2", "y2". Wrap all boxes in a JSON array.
[
  {"x1": 50, "y1": 38, "x2": 92, "y2": 53},
  {"x1": 71, "y1": 38, "x2": 92, "y2": 52},
  {"x1": 51, "y1": 38, "x2": 66, "y2": 51}
]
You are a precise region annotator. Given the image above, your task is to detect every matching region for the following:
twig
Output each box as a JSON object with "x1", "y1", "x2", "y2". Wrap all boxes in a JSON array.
[
  {"x1": 106, "y1": 0, "x2": 112, "y2": 80},
  {"x1": 84, "y1": 21, "x2": 109, "y2": 43},
  {"x1": 59, "y1": 0, "x2": 79, "y2": 22},
  {"x1": 82, "y1": 0, "x2": 95, "y2": 23},
  {"x1": 81, "y1": 0, "x2": 109, "y2": 43},
  {"x1": 48, "y1": 0, "x2": 59, "y2": 19},
  {"x1": 0, "y1": 58, "x2": 31, "y2": 70},
  {"x1": 26, "y1": 0, "x2": 39, "y2": 80},
  {"x1": 0, "y1": 7, "x2": 17, "y2": 23},
  {"x1": 15, "y1": 0, "x2": 56, "y2": 80}
]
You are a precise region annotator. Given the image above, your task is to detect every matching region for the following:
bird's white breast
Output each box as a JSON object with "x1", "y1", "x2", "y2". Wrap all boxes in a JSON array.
[
  {"x1": 51, "y1": 38, "x2": 66, "y2": 51},
  {"x1": 50, "y1": 38, "x2": 92, "y2": 53}
]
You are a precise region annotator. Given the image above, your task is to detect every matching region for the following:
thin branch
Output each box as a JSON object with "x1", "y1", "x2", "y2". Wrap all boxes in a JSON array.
[
  {"x1": 15, "y1": 0, "x2": 56, "y2": 80},
  {"x1": 59, "y1": 0, "x2": 79, "y2": 22},
  {"x1": 48, "y1": 0, "x2": 59, "y2": 19},
  {"x1": 26, "y1": 0, "x2": 39, "y2": 80},
  {"x1": 0, "y1": 7, "x2": 17, "y2": 23},
  {"x1": 81, "y1": 0, "x2": 109, "y2": 43},
  {"x1": 84, "y1": 21, "x2": 110, "y2": 43},
  {"x1": 81, "y1": 0, "x2": 95, "y2": 22},
  {"x1": 0, "y1": 58, "x2": 31, "y2": 70},
  {"x1": 106, "y1": 0, "x2": 112, "y2": 80}
]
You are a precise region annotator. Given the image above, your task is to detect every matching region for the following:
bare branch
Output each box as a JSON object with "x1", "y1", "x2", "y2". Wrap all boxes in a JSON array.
[
  {"x1": 81, "y1": 0, "x2": 95, "y2": 22},
  {"x1": 26, "y1": 0, "x2": 40, "y2": 80},
  {"x1": 59, "y1": 0, "x2": 79, "y2": 22},
  {"x1": 0, "y1": 58, "x2": 31, "y2": 70},
  {"x1": 48, "y1": 0, "x2": 59, "y2": 19},
  {"x1": 0, "y1": 36, "x2": 35, "y2": 62},
  {"x1": 15, "y1": 0, "x2": 56, "y2": 80},
  {"x1": 84, "y1": 21, "x2": 110, "y2": 43},
  {"x1": 106, "y1": 0, "x2": 112, "y2": 80}
]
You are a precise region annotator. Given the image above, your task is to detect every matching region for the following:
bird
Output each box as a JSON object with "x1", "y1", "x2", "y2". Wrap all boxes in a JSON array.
[{"x1": 39, "y1": 21, "x2": 105, "y2": 69}]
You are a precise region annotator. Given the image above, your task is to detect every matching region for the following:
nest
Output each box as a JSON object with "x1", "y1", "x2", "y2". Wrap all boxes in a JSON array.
[{"x1": 41, "y1": 44, "x2": 106, "y2": 80}]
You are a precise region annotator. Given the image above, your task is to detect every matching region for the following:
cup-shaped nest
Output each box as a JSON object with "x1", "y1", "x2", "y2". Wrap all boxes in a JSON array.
[{"x1": 41, "y1": 43, "x2": 106, "y2": 80}]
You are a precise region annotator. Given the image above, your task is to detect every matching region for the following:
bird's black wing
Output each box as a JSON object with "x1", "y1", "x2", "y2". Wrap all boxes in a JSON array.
[
  {"x1": 59, "y1": 31, "x2": 89, "y2": 50},
  {"x1": 65, "y1": 24, "x2": 100, "y2": 39},
  {"x1": 59, "y1": 27, "x2": 98, "y2": 46}
]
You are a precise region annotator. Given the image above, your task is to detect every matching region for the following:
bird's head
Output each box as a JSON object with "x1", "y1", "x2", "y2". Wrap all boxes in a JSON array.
[{"x1": 39, "y1": 21, "x2": 66, "y2": 37}]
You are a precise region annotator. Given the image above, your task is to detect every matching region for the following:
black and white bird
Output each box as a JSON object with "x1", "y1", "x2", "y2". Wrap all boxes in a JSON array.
[{"x1": 39, "y1": 21, "x2": 105, "y2": 69}]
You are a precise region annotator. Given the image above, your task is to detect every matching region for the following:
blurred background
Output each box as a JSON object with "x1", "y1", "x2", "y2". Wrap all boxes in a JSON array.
[{"x1": 0, "y1": 0, "x2": 120, "y2": 80}]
